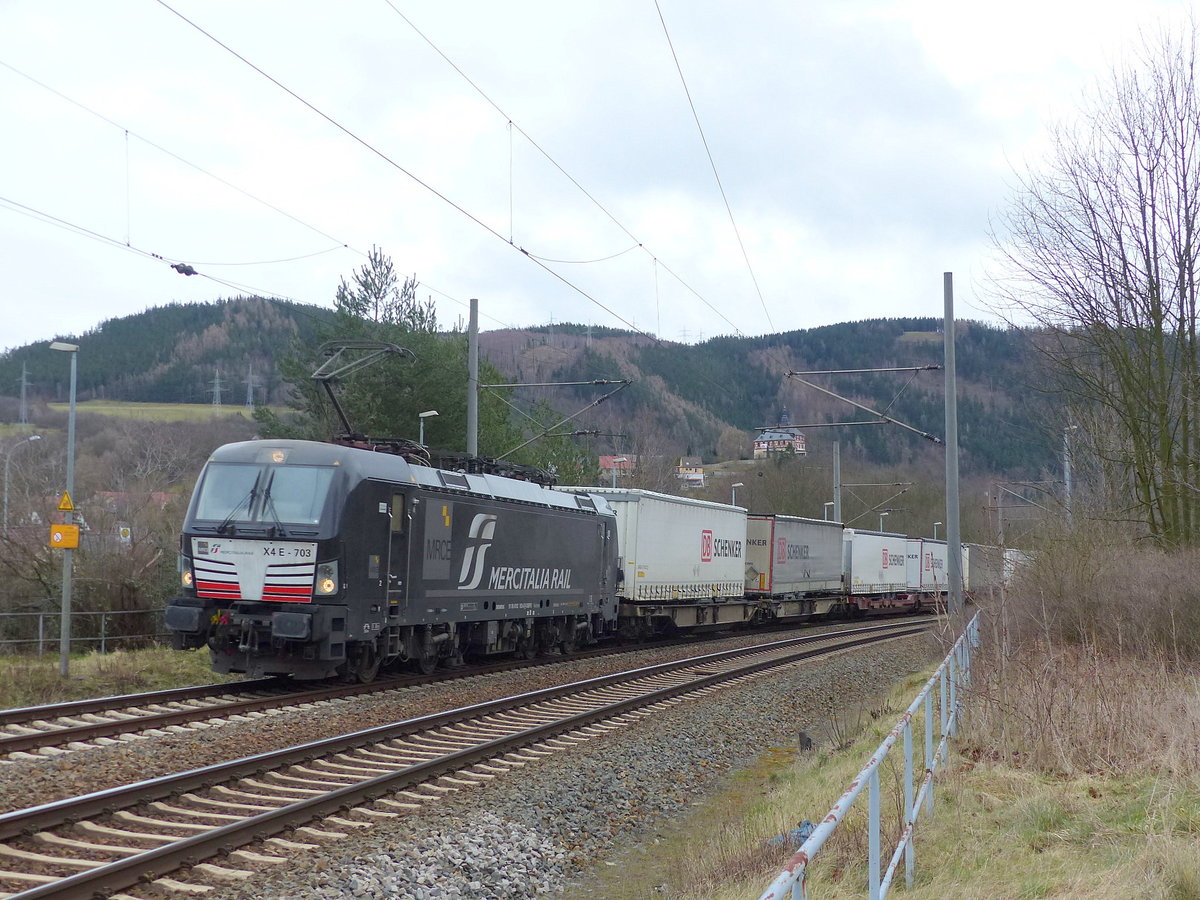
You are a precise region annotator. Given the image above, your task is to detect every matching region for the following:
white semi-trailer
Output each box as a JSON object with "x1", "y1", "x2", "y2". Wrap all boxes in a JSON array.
[
  {"x1": 843, "y1": 529, "x2": 910, "y2": 610},
  {"x1": 556, "y1": 487, "x2": 748, "y2": 633}
]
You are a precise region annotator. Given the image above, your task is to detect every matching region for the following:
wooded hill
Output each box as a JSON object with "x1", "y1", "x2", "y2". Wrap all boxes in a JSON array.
[{"x1": 0, "y1": 298, "x2": 1055, "y2": 477}]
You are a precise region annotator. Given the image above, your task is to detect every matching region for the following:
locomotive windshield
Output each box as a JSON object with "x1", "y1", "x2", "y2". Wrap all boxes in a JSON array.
[{"x1": 193, "y1": 462, "x2": 335, "y2": 526}]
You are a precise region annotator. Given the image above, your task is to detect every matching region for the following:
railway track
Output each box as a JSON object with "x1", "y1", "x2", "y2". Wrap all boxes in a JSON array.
[
  {"x1": 0, "y1": 618, "x2": 912, "y2": 759},
  {"x1": 0, "y1": 642, "x2": 678, "y2": 758},
  {"x1": 0, "y1": 619, "x2": 928, "y2": 899}
]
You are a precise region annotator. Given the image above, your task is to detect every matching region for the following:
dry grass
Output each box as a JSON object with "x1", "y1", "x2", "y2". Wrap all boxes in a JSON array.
[
  {"x1": 677, "y1": 530, "x2": 1200, "y2": 900},
  {"x1": 0, "y1": 647, "x2": 233, "y2": 709},
  {"x1": 965, "y1": 642, "x2": 1200, "y2": 777}
]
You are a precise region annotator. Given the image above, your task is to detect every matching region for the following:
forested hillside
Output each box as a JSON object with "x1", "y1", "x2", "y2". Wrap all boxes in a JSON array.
[
  {"x1": 1, "y1": 298, "x2": 333, "y2": 405},
  {"x1": 486, "y1": 318, "x2": 1053, "y2": 476},
  {"x1": 1, "y1": 300, "x2": 1054, "y2": 477}
]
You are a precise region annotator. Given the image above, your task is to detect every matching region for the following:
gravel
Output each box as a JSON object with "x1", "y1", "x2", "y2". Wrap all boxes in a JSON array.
[{"x1": 195, "y1": 632, "x2": 937, "y2": 900}]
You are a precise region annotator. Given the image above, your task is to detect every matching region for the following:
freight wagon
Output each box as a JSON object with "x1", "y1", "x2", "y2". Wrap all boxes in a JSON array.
[
  {"x1": 842, "y1": 529, "x2": 911, "y2": 609},
  {"x1": 559, "y1": 487, "x2": 749, "y2": 635},
  {"x1": 744, "y1": 515, "x2": 845, "y2": 619}
]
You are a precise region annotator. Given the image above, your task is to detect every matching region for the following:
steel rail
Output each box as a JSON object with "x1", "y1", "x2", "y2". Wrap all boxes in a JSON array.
[
  {"x1": 0, "y1": 633, "x2": 737, "y2": 755},
  {"x1": 0, "y1": 678, "x2": 283, "y2": 727},
  {"x1": 0, "y1": 618, "x2": 911, "y2": 756},
  {"x1": 1, "y1": 621, "x2": 927, "y2": 900}
]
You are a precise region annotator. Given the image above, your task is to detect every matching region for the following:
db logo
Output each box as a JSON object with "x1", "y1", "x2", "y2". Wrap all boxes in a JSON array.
[
  {"x1": 700, "y1": 529, "x2": 713, "y2": 562},
  {"x1": 776, "y1": 537, "x2": 788, "y2": 564},
  {"x1": 882, "y1": 549, "x2": 889, "y2": 566}
]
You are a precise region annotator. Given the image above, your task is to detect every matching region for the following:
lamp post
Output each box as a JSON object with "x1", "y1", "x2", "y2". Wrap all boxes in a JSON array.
[
  {"x1": 610, "y1": 457, "x2": 628, "y2": 489},
  {"x1": 878, "y1": 510, "x2": 890, "y2": 531},
  {"x1": 418, "y1": 409, "x2": 439, "y2": 445},
  {"x1": 823, "y1": 501, "x2": 834, "y2": 521},
  {"x1": 933, "y1": 521, "x2": 943, "y2": 541},
  {"x1": 731, "y1": 482, "x2": 745, "y2": 506},
  {"x1": 3, "y1": 434, "x2": 41, "y2": 535},
  {"x1": 50, "y1": 340, "x2": 78, "y2": 678}
]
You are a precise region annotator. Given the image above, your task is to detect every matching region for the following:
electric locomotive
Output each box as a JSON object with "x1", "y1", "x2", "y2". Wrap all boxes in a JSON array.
[{"x1": 165, "y1": 439, "x2": 620, "y2": 680}]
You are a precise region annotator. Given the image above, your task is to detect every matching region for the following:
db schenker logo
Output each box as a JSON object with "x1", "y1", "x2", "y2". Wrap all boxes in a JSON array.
[{"x1": 700, "y1": 529, "x2": 713, "y2": 562}]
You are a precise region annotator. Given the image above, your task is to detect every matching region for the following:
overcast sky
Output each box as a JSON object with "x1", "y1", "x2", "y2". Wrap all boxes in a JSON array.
[{"x1": 0, "y1": 0, "x2": 1190, "y2": 351}]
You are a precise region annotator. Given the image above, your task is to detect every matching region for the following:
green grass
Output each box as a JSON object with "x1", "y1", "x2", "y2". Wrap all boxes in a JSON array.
[
  {"x1": 0, "y1": 424, "x2": 41, "y2": 439},
  {"x1": 0, "y1": 647, "x2": 236, "y2": 709},
  {"x1": 44, "y1": 400, "x2": 276, "y2": 421}
]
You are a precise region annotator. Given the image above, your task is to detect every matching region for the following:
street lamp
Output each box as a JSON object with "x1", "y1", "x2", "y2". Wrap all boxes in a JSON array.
[
  {"x1": 731, "y1": 482, "x2": 745, "y2": 506},
  {"x1": 3, "y1": 434, "x2": 41, "y2": 535},
  {"x1": 418, "y1": 409, "x2": 438, "y2": 445},
  {"x1": 933, "y1": 521, "x2": 943, "y2": 541},
  {"x1": 50, "y1": 340, "x2": 78, "y2": 678},
  {"x1": 823, "y1": 501, "x2": 834, "y2": 521},
  {"x1": 611, "y1": 457, "x2": 628, "y2": 489},
  {"x1": 878, "y1": 510, "x2": 890, "y2": 531}
]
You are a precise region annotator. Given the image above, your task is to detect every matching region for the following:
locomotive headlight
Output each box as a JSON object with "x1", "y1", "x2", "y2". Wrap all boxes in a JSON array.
[
  {"x1": 179, "y1": 556, "x2": 194, "y2": 590},
  {"x1": 315, "y1": 561, "x2": 339, "y2": 596}
]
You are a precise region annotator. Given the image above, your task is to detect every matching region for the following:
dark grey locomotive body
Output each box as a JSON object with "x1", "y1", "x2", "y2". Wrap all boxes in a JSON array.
[{"x1": 165, "y1": 440, "x2": 619, "y2": 679}]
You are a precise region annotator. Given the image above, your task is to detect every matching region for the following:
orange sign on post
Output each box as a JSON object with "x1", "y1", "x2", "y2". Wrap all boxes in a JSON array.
[{"x1": 50, "y1": 524, "x2": 80, "y2": 549}]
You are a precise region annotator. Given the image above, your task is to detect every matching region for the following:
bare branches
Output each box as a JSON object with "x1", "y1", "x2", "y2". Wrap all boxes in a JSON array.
[{"x1": 992, "y1": 25, "x2": 1200, "y2": 545}]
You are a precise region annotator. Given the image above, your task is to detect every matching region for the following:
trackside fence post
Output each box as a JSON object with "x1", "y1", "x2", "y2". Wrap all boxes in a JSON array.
[
  {"x1": 903, "y1": 720, "x2": 914, "y2": 888},
  {"x1": 755, "y1": 612, "x2": 980, "y2": 900},
  {"x1": 924, "y1": 690, "x2": 934, "y2": 815}
]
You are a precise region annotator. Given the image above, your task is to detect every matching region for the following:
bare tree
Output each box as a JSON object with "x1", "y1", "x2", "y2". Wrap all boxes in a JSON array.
[{"x1": 992, "y1": 24, "x2": 1200, "y2": 546}]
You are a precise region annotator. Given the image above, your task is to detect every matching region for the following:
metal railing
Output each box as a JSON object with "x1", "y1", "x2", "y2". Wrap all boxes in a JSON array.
[
  {"x1": 756, "y1": 611, "x2": 980, "y2": 900},
  {"x1": 0, "y1": 608, "x2": 168, "y2": 654}
]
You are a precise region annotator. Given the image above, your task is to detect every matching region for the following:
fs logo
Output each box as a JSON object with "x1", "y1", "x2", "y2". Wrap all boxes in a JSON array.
[
  {"x1": 457, "y1": 514, "x2": 498, "y2": 590},
  {"x1": 700, "y1": 529, "x2": 713, "y2": 562}
]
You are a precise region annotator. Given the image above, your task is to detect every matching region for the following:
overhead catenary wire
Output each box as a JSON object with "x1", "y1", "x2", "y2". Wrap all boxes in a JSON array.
[
  {"x1": 654, "y1": 0, "x2": 776, "y2": 334},
  {"x1": 0, "y1": 58, "x2": 368, "y2": 261},
  {"x1": 0, "y1": 57, "x2": 518, "y2": 331},
  {"x1": 373, "y1": 2, "x2": 800, "y2": 418},
  {"x1": 379, "y1": 1, "x2": 754, "y2": 342},
  {"x1": 0, "y1": 193, "x2": 305, "y2": 307},
  {"x1": 153, "y1": 0, "x2": 651, "y2": 342},
  {"x1": 525, "y1": 244, "x2": 642, "y2": 265}
]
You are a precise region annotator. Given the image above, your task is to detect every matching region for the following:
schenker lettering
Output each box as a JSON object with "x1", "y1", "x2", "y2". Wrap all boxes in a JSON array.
[{"x1": 486, "y1": 566, "x2": 573, "y2": 591}]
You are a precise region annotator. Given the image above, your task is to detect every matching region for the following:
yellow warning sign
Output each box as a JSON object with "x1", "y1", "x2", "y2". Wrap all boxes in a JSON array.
[
  {"x1": 57, "y1": 492, "x2": 74, "y2": 512},
  {"x1": 50, "y1": 524, "x2": 80, "y2": 549}
]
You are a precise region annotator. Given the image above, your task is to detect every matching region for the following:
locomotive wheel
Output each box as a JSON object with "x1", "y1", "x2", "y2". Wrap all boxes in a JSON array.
[
  {"x1": 557, "y1": 628, "x2": 577, "y2": 656},
  {"x1": 356, "y1": 648, "x2": 381, "y2": 683},
  {"x1": 415, "y1": 650, "x2": 439, "y2": 674}
]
